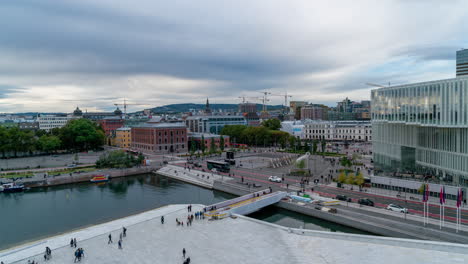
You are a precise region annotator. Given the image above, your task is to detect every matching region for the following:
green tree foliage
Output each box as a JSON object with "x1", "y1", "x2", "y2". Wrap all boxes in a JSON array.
[
  {"x1": 345, "y1": 173, "x2": 355, "y2": 185},
  {"x1": 219, "y1": 135, "x2": 225, "y2": 151},
  {"x1": 209, "y1": 138, "x2": 217, "y2": 153},
  {"x1": 340, "y1": 157, "x2": 352, "y2": 167},
  {"x1": 288, "y1": 136, "x2": 296, "y2": 149},
  {"x1": 190, "y1": 138, "x2": 196, "y2": 155},
  {"x1": 321, "y1": 139, "x2": 326, "y2": 153},
  {"x1": 37, "y1": 135, "x2": 62, "y2": 153},
  {"x1": 312, "y1": 140, "x2": 318, "y2": 154},
  {"x1": 296, "y1": 159, "x2": 306, "y2": 170},
  {"x1": 60, "y1": 119, "x2": 105, "y2": 151},
  {"x1": 337, "y1": 172, "x2": 347, "y2": 183},
  {"x1": 96, "y1": 150, "x2": 141, "y2": 168},
  {"x1": 220, "y1": 125, "x2": 247, "y2": 143},
  {"x1": 261, "y1": 118, "x2": 281, "y2": 130},
  {"x1": 201, "y1": 135, "x2": 206, "y2": 153},
  {"x1": 296, "y1": 138, "x2": 302, "y2": 151},
  {"x1": 354, "y1": 171, "x2": 364, "y2": 186}
]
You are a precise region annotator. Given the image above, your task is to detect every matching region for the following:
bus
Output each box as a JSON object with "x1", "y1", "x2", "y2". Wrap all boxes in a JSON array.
[{"x1": 206, "y1": 160, "x2": 230, "y2": 173}]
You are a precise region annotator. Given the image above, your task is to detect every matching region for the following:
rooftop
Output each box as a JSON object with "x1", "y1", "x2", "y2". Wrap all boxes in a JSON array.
[
  {"x1": 133, "y1": 122, "x2": 186, "y2": 129},
  {"x1": 1, "y1": 204, "x2": 467, "y2": 264}
]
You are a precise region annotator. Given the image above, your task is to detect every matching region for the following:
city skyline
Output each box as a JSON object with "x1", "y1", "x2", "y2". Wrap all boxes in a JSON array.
[{"x1": 1, "y1": 1, "x2": 468, "y2": 112}]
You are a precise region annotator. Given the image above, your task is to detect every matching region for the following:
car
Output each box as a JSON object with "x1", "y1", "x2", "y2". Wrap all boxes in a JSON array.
[
  {"x1": 336, "y1": 195, "x2": 351, "y2": 202},
  {"x1": 193, "y1": 163, "x2": 202, "y2": 168},
  {"x1": 386, "y1": 204, "x2": 408, "y2": 213},
  {"x1": 358, "y1": 198, "x2": 374, "y2": 206},
  {"x1": 268, "y1": 176, "x2": 282, "y2": 183}
]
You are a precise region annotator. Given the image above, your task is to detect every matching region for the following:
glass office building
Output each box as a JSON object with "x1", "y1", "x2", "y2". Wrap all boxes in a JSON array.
[
  {"x1": 371, "y1": 76, "x2": 468, "y2": 186},
  {"x1": 456, "y1": 49, "x2": 468, "y2": 77}
]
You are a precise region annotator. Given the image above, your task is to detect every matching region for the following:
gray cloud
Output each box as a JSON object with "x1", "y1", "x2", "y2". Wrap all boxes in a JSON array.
[{"x1": 0, "y1": 0, "x2": 467, "y2": 112}]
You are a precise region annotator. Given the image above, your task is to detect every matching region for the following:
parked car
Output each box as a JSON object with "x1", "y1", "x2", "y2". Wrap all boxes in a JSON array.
[
  {"x1": 193, "y1": 163, "x2": 202, "y2": 168},
  {"x1": 336, "y1": 195, "x2": 351, "y2": 202},
  {"x1": 268, "y1": 176, "x2": 282, "y2": 183},
  {"x1": 386, "y1": 204, "x2": 408, "y2": 213},
  {"x1": 358, "y1": 198, "x2": 374, "y2": 206}
]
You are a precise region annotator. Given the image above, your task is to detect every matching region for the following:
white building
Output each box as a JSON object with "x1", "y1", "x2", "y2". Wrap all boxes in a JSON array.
[
  {"x1": 280, "y1": 121, "x2": 305, "y2": 139},
  {"x1": 303, "y1": 120, "x2": 372, "y2": 141},
  {"x1": 37, "y1": 114, "x2": 75, "y2": 131}
]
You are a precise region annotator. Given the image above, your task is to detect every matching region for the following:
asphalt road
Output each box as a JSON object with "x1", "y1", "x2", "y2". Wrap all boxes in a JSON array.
[{"x1": 177, "y1": 159, "x2": 468, "y2": 224}]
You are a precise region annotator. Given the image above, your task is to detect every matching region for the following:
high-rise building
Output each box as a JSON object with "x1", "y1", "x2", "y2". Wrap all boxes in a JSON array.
[
  {"x1": 456, "y1": 49, "x2": 468, "y2": 77},
  {"x1": 371, "y1": 76, "x2": 468, "y2": 186},
  {"x1": 300, "y1": 105, "x2": 328, "y2": 120},
  {"x1": 238, "y1": 103, "x2": 257, "y2": 114}
]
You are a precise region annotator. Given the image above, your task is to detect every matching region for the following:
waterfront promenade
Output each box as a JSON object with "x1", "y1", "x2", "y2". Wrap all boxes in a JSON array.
[{"x1": 1, "y1": 204, "x2": 468, "y2": 263}]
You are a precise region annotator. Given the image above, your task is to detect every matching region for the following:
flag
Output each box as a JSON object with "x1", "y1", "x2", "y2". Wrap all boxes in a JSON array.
[
  {"x1": 439, "y1": 186, "x2": 443, "y2": 204},
  {"x1": 422, "y1": 184, "x2": 426, "y2": 202},
  {"x1": 424, "y1": 184, "x2": 430, "y2": 202},
  {"x1": 442, "y1": 186, "x2": 446, "y2": 204},
  {"x1": 457, "y1": 188, "x2": 463, "y2": 208}
]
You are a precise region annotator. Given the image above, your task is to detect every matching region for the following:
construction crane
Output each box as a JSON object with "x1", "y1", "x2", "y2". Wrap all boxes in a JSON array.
[
  {"x1": 237, "y1": 96, "x2": 261, "y2": 103},
  {"x1": 259, "y1": 92, "x2": 271, "y2": 112},
  {"x1": 114, "y1": 98, "x2": 151, "y2": 119},
  {"x1": 270, "y1": 92, "x2": 292, "y2": 114}
]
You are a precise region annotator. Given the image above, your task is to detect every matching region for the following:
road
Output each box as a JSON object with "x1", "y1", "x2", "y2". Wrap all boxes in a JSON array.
[{"x1": 176, "y1": 159, "x2": 468, "y2": 224}]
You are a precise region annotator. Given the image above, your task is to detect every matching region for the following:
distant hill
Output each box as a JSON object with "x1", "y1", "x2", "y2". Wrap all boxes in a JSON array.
[{"x1": 149, "y1": 103, "x2": 285, "y2": 113}]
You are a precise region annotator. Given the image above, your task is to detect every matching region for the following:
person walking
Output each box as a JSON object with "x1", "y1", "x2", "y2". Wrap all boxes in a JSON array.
[
  {"x1": 108, "y1": 234, "x2": 113, "y2": 244},
  {"x1": 118, "y1": 239, "x2": 123, "y2": 249},
  {"x1": 182, "y1": 248, "x2": 186, "y2": 259},
  {"x1": 119, "y1": 232, "x2": 123, "y2": 240},
  {"x1": 161, "y1": 215, "x2": 165, "y2": 224},
  {"x1": 123, "y1": 227, "x2": 127, "y2": 237},
  {"x1": 73, "y1": 238, "x2": 77, "y2": 248},
  {"x1": 70, "y1": 238, "x2": 74, "y2": 247}
]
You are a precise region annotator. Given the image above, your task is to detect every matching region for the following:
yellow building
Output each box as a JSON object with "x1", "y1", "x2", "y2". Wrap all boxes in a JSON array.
[{"x1": 114, "y1": 127, "x2": 132, "y2": 148}]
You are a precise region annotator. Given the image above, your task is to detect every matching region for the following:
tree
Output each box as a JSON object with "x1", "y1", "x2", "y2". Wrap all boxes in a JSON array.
[
  {"x1": 37, "y1": 135, "x2": 61, "y2": 153},
  {"x1": 59, "y1": 119, "x2": 105, "y2": 151},
  {"x1": 219, "y1": 135, "x2": 225, "y2": 151},
  {"x1": 312, "y1": 140, "x2": 318, "y2": 154},
  {"x1": 96, "y1": 150, "x2": 141, "y2": 169},
  {"x1": 296, "y1": 138, "x2": 302, "y2": 151},
  {"x1": 209, "y1": 138, "x2": 217, "y2": 153},
  {"x1": 321, "y1": 139, "x2": 326, "y2": 153},
  {"x1": 340, "y1": 157, "x2": 352, "y2": 167},
  {"x1": 261, "y1": 119, "x2": 281, "y2": 130},
  {"x1": 200, "y1": 135, "x2": 206, "y2": 154},
  {"x1": 345, "y1": 173, "x2": 355, "y2": 185},
  {"x1": 296, "y1": 159, "x2": 306, "y2": 170},
  {"x1": 220, "y1": 125, "x2": 247, "y2": 144},
  {"x1": 338, "y1": 172, "x2": 347, "y2": 183},
  {"x1": 288, "y1": 136, "x2": 296, "y2": 149},
  {"x1": 354, "y1": 171, "x2": 365, "y2": 186},
  {"x1": 190, "y1": 138, "x2": 196, "y2": 155}
]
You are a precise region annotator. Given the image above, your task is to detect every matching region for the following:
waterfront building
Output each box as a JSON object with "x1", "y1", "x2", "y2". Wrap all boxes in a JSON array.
[
  {"x1": 185, "y1": 115, "x2": 247, "y2": 134},
  {"x1": 114, "y1": 127, "x2": 132, "y2": 148},
  {"x1": 37, "y1": 114, "x2": 74, "y2": 132},
  {"x1": 131, "y1": 122, "x2": 187, "y2": 154},
  {"x1": 188, "y1": 132, "x2": 230, "y2": 150},
  {"x1": 456, "y1": 49, "x2": 468, "y2": 77},
  {"x1": 371, "y1": 76, "x2": 468, "y2": 186},
  {"x1": 280, "y1": 121, "x2": 305, "y2": 139},
  {"x1": 304, "y1": 120, "x2": 371, "y2": 141}
]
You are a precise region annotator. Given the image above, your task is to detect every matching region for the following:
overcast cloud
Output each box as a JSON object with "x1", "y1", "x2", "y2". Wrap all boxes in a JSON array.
[{"x1": 0, "y1": 0, "x2": 467, "y2": 112}]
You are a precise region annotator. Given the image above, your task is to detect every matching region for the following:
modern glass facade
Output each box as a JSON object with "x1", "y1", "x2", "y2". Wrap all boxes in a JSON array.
[
  {"x1": 457, "y1": 49, "x2": 468, "y2": 77},
  {"x1": 371, "y1": 76, "x2": 468, "y2": 186}
]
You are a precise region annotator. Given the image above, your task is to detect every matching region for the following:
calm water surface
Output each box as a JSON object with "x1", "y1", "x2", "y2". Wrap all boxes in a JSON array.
[{"x1": 0, "y1": 174, "x2": 369, "y2": 250}]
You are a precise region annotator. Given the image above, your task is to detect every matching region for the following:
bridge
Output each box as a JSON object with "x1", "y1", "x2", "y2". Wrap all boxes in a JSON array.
[{"x1": 203, "y1": 189, "x2": 287, "y2": 219}]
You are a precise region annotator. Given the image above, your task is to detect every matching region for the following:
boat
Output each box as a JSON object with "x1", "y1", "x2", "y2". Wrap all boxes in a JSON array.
[
  {"x1": 1, "y1": 182, "x2": 25, "y2": 193},
  {"x1": 90, "y1": 175, "x2": 110, "y2": 183}
]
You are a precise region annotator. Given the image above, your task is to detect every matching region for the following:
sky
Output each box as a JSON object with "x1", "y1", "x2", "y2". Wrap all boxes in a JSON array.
[{"x1": 1, "y1": 0, "x2": 468, "y2": 113}]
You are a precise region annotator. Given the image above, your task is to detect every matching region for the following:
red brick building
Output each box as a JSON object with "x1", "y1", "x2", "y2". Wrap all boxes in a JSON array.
[
  {"x1": 131, "y1": 123, "x2": 187, "y2": 154},
  {"x1": 98, "y1": 117, "x2": 125, "y2": 136}
]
